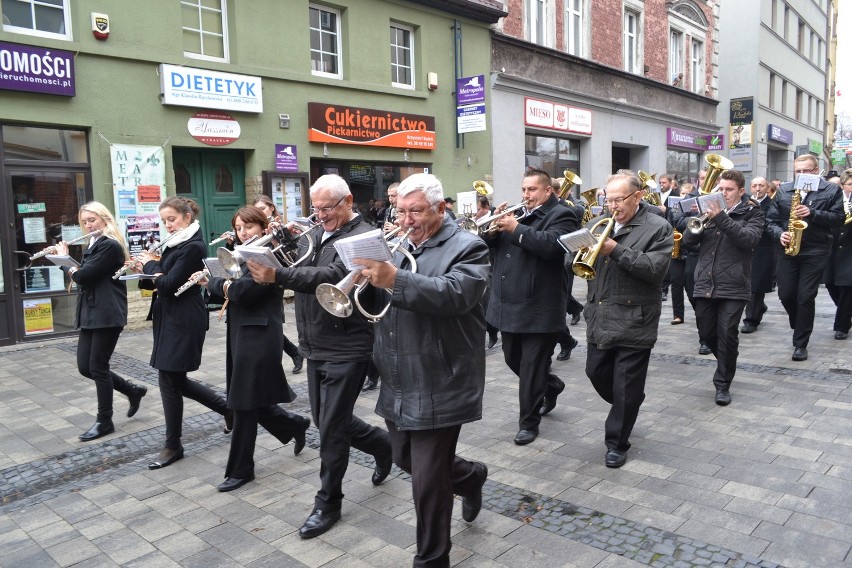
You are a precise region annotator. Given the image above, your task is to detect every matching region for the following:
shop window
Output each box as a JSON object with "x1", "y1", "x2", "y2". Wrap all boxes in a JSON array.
[
  {"x1": 524, "y1": 134, "x2": 580, "y2": 181},
  {"x1": 181, "y1": 0, "x2": 228, "y2": 62},
  {"x1": 666, "y1": 149, "x2": 701, "y2": 187},
  {"x1": 390, "y1": 24, "x2": 414, "y2": 89},
  {"x1": 310, "y1": 4, "x2": 341, "y2": 78},
  {"x1": 2, "y1": 125, "x2": 88, "y2": 163},
  {"x1": 2, "y1": 0, "x2": 71, "y2": 40}
]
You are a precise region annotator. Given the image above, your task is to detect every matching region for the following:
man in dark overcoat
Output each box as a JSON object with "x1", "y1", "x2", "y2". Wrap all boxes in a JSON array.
[{"x1": 741, "y1": 177, "x2": 776, "y2": 334}]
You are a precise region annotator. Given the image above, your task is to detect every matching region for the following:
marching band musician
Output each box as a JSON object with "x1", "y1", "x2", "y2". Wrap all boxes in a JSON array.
[
  {"x1": 355, "y1": 173, "x2": 491, "y2": 568},
  {"x1": 674, "y1": 180, "x2": 712, "y2": 355},
  {"x1": 824, "y1": 170, "x2": 852, "y2": 340},
  {"x1": 583, "y1": 170, "x2": 672, "y2": 468},
  {"x1": 246, "y1": 174, "x2": 393, "y2": 539},
  {"x1": 683, "y1": 169, "x2": 764, "y2": 406},
  {"x1": 667, "y1": 183, "x2": 693, "y2": 325},
  {"x1": 483, "y1": 168, "x2": 579, "y2": 446},
  {"x1": 197, "y1": 206, "x2": 310, "y2": 492},
  {"x1": 136, "y1": 197, "x2": 231, "y2": 470},
  {"x1": 766, "y1": 154, "x2": 844, "y2": 361},
  {"x1": 740, "y1": 177, "x2": 776, "y2": 334},
  {"x1": 378, "y1": 181, "x2": 400, "y2": 232},
  {"x1": 56, "y1": 202, "x2": 147, "y2": 441},
  {"x1": 252, "y1": 195, "x2": 304, "y2": 374}
]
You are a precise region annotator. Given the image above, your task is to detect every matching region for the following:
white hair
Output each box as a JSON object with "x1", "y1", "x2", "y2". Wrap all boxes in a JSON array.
[
  {"x1": 310, "y1": 174, "x2": 351, "y2": 200},
  {"x1": 397, "y1": 173, "x2": 444, "y2": 206}
]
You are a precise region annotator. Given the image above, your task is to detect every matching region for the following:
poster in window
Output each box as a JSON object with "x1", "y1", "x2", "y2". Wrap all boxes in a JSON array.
[
  {"x1": 25, "y1": 266, "x2": 66, "y2": 293},
  {"x1": 24, "y1": 298, "x2": 54, "y2": 335}
]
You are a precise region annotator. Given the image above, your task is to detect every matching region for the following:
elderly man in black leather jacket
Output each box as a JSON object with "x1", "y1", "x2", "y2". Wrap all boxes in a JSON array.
[{"x1": 356, "y1": 173, "x2": 490, "y2": 568}]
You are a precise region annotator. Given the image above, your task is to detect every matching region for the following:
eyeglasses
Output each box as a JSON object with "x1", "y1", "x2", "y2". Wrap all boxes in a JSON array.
[
  {"x1": 396, "y1": 206, "x2": 436, "y2": 220},
  {"x1": 310, "y1": 195, "x2": 346, "y2": 215},
  {"x1": 794, "y1": 167, "x2": 818, "y2": 174},
  {"x1": 603, "y1": 191, "x2": 638, "y2": 207}
]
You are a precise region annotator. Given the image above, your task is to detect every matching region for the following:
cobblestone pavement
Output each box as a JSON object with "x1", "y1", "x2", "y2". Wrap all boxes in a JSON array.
[{"x1": 0, "y1": 284, "x2": 850, "y2": 567}]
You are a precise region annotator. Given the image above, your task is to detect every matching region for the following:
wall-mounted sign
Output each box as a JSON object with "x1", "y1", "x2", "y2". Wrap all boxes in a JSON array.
[
  {"x1": 308, "y1": 103, "x2": 436, "y2": 149},
  {"x1": 667, "y1": 128, "x2": 725, "y2": 151},
  {"x1": 275, "y1": 144, "x2": 298, "y2": 172},
  {"x1": 808, "y1": 138, "x2": 823, "y2": 155},
  {"x1": 524, "y1": 97, "x2": 592, "y2": 135},
  {"x1": 457, "y1": 75, "x2": 485, "y2": 105},
  {"x1": 159, "y1": 64, "x2": 262, "y2": 113},
  {"x1": 729, "y1": 97, "x2": 754, "y2": 124},
  {"x1": 188, "y1": 112, "x2": 240, "y2": 146},
  {"x1": 768, "y1": 124, "x2": 793, "y2": 145},
  {"x1": 0, "y1": 41, "x2": 75, "y2": 96},
  {"x1": 457, "y1": 104, "x2": 487, "y2": 134}
]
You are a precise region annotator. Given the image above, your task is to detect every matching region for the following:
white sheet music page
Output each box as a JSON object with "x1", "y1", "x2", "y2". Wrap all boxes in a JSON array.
[
  {"x1": 233, "y1": 246, "x2": 281, "y2": 270},
  {"x1": 333, "y1": 229, "x2": 392, "y2": 270},
  {"x1": 794, "y1": 173, "x2": 821, "y2": 193},
  {"x1": 203, "y1": 257, "x2": 231, "y2": 280},
  {"x1": 45, "y1": 254, "x2": 80, "y2": 269},
  {"x1": 558, "y1": 229, "x2": 599, "y2": 253}
]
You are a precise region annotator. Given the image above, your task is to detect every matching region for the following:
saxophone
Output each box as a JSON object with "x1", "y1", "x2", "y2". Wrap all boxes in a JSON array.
[{"x1": 784, "y1": 188, "x2": 808, "y2": 256}]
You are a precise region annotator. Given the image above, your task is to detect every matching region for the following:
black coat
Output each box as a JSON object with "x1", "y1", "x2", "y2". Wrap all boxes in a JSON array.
[
  {"x1": 751, "y1": 197, "x2": 776, "y2": 293},
  {"x1": 766, "y1": 178, "x2": 844, "y2": 256},
  {"x1": 485, "y1": 194, "x2": 579, "y2": 333},
  {"x1": 70, "y1": 237, "x2": 128, "y2": 329},
  {"x1": 208, "y1": 274, "x2": 296, "y2": 411},
  {"x1": 142, "y1": 230, "x2": 208, "y2": 372},
  {"x1": 825, "y1": 213, "x2": 852, "y2": 286}
]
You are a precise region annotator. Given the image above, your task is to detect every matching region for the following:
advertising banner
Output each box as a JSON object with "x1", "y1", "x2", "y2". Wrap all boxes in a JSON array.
[
  {"x1": 308, "y1": 103, "x2": 435, "y2": 149},
  {"x1": 0, "y1": 41, "x2": 75, "y2": 96},
  {"x1": 159, "y1": 64, "x2": 262, "y2": 113},
  {"x1": 110, "y1": 145, "x2": 167, "y2": 256}
]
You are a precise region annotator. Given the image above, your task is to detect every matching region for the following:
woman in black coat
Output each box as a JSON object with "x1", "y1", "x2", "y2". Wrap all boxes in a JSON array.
[
  {"x1": 56, "y1": 202, "x2": 147, "y2": 442},
  {"x1": 136, "y1": 197, "x2": 230, "y2": 470},
  {"x1": 199, "y1": 206, "x2": 310, "y2": 491}
]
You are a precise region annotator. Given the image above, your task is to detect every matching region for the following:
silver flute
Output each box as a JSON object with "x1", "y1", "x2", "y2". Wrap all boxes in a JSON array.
[
  {"x1": 175, "y1": 269, "x2": 210, "y2": 297},
  {"x1": 209, "y1": 231, "x2": 235, "y2": 246},
  {"x1": 113, "y1": 228, "x2": 185, "y2": 279},
  {"x1": 31, "y1": 229, "x2": 104, "y2": 261}
]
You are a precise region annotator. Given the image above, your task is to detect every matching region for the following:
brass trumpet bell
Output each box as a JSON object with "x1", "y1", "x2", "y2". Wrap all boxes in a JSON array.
[
  {"x1": 473, "y1": 180, "x2": 493, "y2": 196},
  {"x1": 558, "y1": 170, "x2": 582, "y2": 200}
]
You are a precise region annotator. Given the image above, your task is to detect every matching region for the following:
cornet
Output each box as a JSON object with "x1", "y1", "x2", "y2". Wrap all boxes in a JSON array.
[
  {"x1": 113, "y1": 227, "x2": 188, "y2": 279},
  {"x1": 316, "y1": 228, "x2": 418, "y2": 323},
  {"x1": 15, "y1": 229, "x2": 104, "y2": 271},
  {"x1": 686, "y1": 213, "x2": 710, "y2": 235},
  {"x1": 217, "y1": 219, "x2": 321, "y2": 279},
  {"x1": 472, "y1": 200, "x2": 529, "y2": 236},
  {"x1": 571, "y1": 217, "x2": 615, "y2": 280}
]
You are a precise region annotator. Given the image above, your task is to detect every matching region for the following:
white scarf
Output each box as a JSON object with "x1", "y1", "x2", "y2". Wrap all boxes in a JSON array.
[{"x1": 161, "y1": 221, "x2": 200, "y2": 249}]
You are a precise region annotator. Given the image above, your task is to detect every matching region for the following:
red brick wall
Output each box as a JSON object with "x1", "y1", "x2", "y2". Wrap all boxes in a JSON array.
[
  {"x1": 643, "y1": 1, "x2": 670, "y2": 82},
  {"x1": 590, "y1": 2, "x2": 623, "y2": 68},
  {"x1": 502, "y1": 0, "x2": 524, "y2": 38}
]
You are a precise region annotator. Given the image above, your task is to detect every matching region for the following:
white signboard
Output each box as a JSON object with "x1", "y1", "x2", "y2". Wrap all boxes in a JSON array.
[
  {"x1": 159, "y1": 64, "x2": 263, "y2": 113},
  {"x1": 524, "y1": 97, "x2": 592, "y2": 135},
  {"x1": 457, "y1": 104, "x2": 487, "y2": 134}
]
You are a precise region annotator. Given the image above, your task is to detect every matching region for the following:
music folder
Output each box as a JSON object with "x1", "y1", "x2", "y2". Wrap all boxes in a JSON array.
[{"x1": 558, "y1": 229, "x2": 599, "y2": 254}]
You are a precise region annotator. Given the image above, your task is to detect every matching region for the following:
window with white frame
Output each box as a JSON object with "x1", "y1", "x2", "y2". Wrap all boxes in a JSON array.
[
  {"x1": 2, "y1": 0, "x2": 71, "y2": 40},
  {"x1": 669, "y1": 29, "x2": 684, "y2": 84},
  {"x1": 623, "y1": 8, "x2": 641, "y2": 74},
  {"x1": 668, "y1": 2, "x2": 708, "y2": 92},
  {"x1": 690, "y1": 39, "x2": 704, "y2": 94},
  {"x1": 390, "y1": 24, "x2": 414, "y2": 89},
  {"x1": 565, "y1": 0, "x2": 585, "y2": 57},
  {"x1": 181, "y1": 0, "x2": 228, "y2": 62},
  {"x1": 526, "y1": 0, "x2": 553, "y2": 48},
  {"x1": 310, "y1": 5, "x2": 341, "y2": 78}
]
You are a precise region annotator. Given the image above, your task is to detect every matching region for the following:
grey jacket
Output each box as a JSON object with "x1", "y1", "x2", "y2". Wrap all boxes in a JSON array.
[
  {"x1": 584, "y1": 202, "x2": 673, "y2": 350},
  {"x1": 373, "y1": 217, "x2": 490, "y2": 430}
]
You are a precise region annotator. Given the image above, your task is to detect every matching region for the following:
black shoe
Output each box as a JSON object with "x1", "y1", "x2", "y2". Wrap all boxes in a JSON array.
[
  {"x1": 570, "y1": 312, "x2": 582, "y2": 325},
  {"x1": 741, "y1": 323, "x2": 757, "y2": 334},
  {"x1": 294, "y1": 417, "x2": 310, "y2": 455},
  {"x1": 556, "y1": 337, "x2": 579, "y2": 361},
  {"x1": 605, "y1": 448, "x2": 627, "y2": 468},
  {"x1": 299, "y1": 509, "x2": 341, "y2": 539},
  {"x1": 539, "y1": 382, "x2": 565, "y2": 417},
  {"x1": 78, "y1": 421, "x2": 114, "y2": 442},
  {"x1": 487, "y1": 334, "x2": 498, "y2": 349},
  {"x1": 147, "y1": 447, "x2": 184, "y2": 470},
  {"x1": 462, "y1": 463, "x2": 488, "y2": 522},
  {"x1": 836, "y1": 331, "x2": 848, "y2": 340},
  {"x1": 217, "y1": 475, "x2": 254, "y2": 492},
  {"x1": 698, "y1": 343, "x2": 712, "y2": 355},
  {"x1": 372, "y1": 451, "x2": 393, "y2": 486},
  {"x1": 715, "y1": 389, "x2": 732, "y2": 406},
  {"x1": 792, "y1": 347, "x2": 808, "y2": 361},
  {"x1": 126, "y1": 385, "x2": 147, "y2": 418},
  {"x1": 361, "y1": 377, "x2": 378, "y2": 392},
  {"x1": 223, "y1": 410, "x2": 234, "y2": 434},
  {"x1": 513, "y1": 429, "x2": 537, "y2": 445},
  {"x1": 291, "y1": 354, "x2": 304, "y2": 374}
]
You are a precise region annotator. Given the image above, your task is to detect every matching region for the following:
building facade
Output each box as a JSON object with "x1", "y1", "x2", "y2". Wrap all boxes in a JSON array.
[
  {"x1": 0, "y1": 0, "x2": 503, "y2": 345},
  {"x1": 488, "y1": 0, "x2": 721, "y2": 204}
]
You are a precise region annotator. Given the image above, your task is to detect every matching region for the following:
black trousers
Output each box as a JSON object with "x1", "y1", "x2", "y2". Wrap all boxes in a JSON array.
[
  {"x1": 684, "y1": 254, "x2": 698, "y2": 308},
  {"x1": 586, "y1": 343, "x2": 650, "y2": 451},
  {"x1": 776, "y1": 253, "x2": 828, "y2": 348},
  {"x1": 827, "y1": 284, "x2": 852, "y2": 333},
  {"x1": 669, "y1": 258, "x2": 686, "y2": 320},
  {"x1": 501, "y1": 332, "x2": 562, "y2": 432},
  {"x1": 158, "y1": 370, "x2": 228, "y2": 450},
  {"x1": 743, "y1": 292, "x2": 768, "y2": 327},
  {"x1": 307, "y1": 359, "x2": 391, "y2": 511},
  {"x1": 283, "y1": 333, "x2": 300, "y2": 359},
  {"x1": 77, "y1": 327, "x2": 130, "y2": 423},
  {"x1": 695, "y1": 298, "x2": 747, "y2": 390},
  {"x1": 385, "y1": 421, "x2": 480, "y2": 568},
  {"x1": 557, "y1": 325, "x2": 575, "y2": 350},
  {"x1": 225, "y1": 405, "x2": 305, "y2": 479}
]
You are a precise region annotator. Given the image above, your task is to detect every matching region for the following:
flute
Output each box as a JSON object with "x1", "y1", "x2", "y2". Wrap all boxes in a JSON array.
[
  {"x1": 175, "y1": 269, "x2": 209, "y2": 297},
  {"x1": 30, "y1": 229, "x2": 104, "y2": 262},
  {"x1": 209, "y1": 231, "x2": 235, "y2": 246},
  {"x1": 113, "y1": 228, "x2": 185, "y2": 279}
]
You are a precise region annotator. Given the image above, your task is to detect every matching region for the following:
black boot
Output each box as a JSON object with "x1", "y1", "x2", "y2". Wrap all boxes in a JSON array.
[{"x1": 126, "y1": 384, "x2": 148, "y2": 418}]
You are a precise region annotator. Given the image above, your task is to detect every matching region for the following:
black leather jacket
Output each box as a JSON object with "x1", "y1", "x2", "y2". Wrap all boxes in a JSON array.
[{"x1": 766, "y1": 179, "x2": 844, "y2": 255}]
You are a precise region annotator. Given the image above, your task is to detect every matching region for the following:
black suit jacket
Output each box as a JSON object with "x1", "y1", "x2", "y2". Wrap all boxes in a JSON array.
[
  {"x1": 767, "y1": 178, "x2": 844, "y2": 255},
  {"x1": 70, "y1": 237, "x2": 128, "y2": 329}
]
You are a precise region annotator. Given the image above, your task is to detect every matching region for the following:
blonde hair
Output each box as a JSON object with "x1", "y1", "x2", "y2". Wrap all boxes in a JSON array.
[{"x1": 79, "y1": 201, "x2": 130, "y2": 260}]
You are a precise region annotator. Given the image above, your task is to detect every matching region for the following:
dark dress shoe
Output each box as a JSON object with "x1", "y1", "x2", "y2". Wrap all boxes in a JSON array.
[
  {"x1": 217, "y1": 475, "x2": 254, "y2": 492},
  {"x1": 361, "y1": 377, "x2": 378, "y2": 392},
  {"x1": 539, "y1": 397, "x2": 556, "y2": 416},
  {"x1": 570, "y1": 312, "x2": 582, "y2": 325},
  {"x1": 294, "y1": 417, "x2": 310, "y2": 455},
  {"x1": 698, "y1": 343, "x2": 712, "y2": 355},
  {"x1": 292, "y1": 354, "x2": 304, "y2": 374},
  {"x1": 556, "y1": 337, "x2": 579, "y2": 361},
  {"x1": 671, "y1": 317, "x2": 684, "y2": 325},
  {"x1": 126, "y1": 385, "x2": 147, "y2": 418},
  {"x1": 462, "y1": 463, "x2": 488, "y2": 522},
  {"x1": 741, "y1": 323, "x2": 757, "y2": 334},
  {"x1": 372, "y1": 451, "x2": 393, "y2": 486},
  {"x1": 513, "y1": 429, "x2": 537, "y2": 445},
  {"x1": 78, "y1": 421, "x2": 114, "y2": 442},
  {"x1": 835, "y1": 331, "x2": 848, "y2": 340},
  {"x1": 605, "y1": 449, "x2": 627, "y2": 468},
  {"x1": 792, "y1": 347, "x2": 808, "y2": 361},
  {"x1": 299, "y1": 509, "x2": 341, "y2": 539},
  {"x1": 223, "y1": 410, "x2": 234, "y2": 434},
  {"x1": 487, "y1": 334, "x2": 498, "y2": 349},
  {"x1": 715, "y1": 389, "x2": 732, "y2": 406},
  {"x1": 147, "y1": 447, "x2": 184, "y2": 470}
]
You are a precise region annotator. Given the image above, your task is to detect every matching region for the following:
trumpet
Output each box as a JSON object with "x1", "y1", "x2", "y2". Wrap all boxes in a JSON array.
[
  {"x1": 209, "y1": 231, "x2": 235, "y2": 246},
  {"x1": 218, "y1": 219, "x2": 321, "y2": 279},
  {"x1": 472, "y1": 200, "x2": 529, "y2": 236},
  {"x1": 316, "y1": 228, "x2": 418, "y2": 323},
  {"x1": 113, "y1": 227, "x2": 186, "y2": 279},
  {"x1": 15, "y1": 229, "x2": 104, "y2": 271},
  {"x1": 175, "y1": 269, "x2": 209, "y2": 297},
  {"x1": 571, "y1": 217, "x2": 615, "y2": 280},
  {"x1": 687, "y1": 213, "x2": 710, "y2": 234}
]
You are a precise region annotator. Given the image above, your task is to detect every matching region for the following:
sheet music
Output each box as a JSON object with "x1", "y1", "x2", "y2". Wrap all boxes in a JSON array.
[
  {"x1": 558, "y1": 228, "x2": 599, "y2": 254},
  {"x1": 666, "y1": 196, "x2": 683, "y2": 209},
  {"x1": 678, "y1": 197, "x2": 698, "y2": 214},
  {"x1": 45, "y1": 254, "x2": 80, "y2": 269},
  {"x1": 333, "y1": 229, "x2": 392, "y2": 270},
  {"x1": 794, "y1": 173, "x2": 821, "y2": 193},
  {"x1": 233, "y1": 245, "x2": 281, "y2": 270},
  {"x1": 697, "y1": 193, "x2": 727, "y2": 213},
  {"x1": 203, "y1": 257, "x2": 231, "y2": 280}
]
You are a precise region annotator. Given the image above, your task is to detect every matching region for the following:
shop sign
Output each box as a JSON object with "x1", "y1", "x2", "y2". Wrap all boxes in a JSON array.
[
  {"x1": 808, "y1": 138, "x2": 823, "y2": 155},
  {"x1": 308, "y1": 103, "x2": 436, "y2": 149},
  {"x1": 456, "y1": 75, "x2": 485, "y2": 105},
  {"x1": 524, "y1": 97, "x2": 592, "y2": 135},
  {"x1": 159, "y1": 64, "x2": 262, "y2": 113},
  {"x1": 275, "y1": 144, "x2": 298, "y2": 172},
  {"x1": 666, "y1": 127, "x2": 725, "y2": 151},
  {"x1": 831, "y1": 148, "x2": 846, "y2": 164},
  {"x1": 768, "y1": 124, "x2": 793, "y2": 145},
  {"x1": 17, "y1": 202, "x2": 47, "y2": 214},
  {"x1": 188, "y1": 112, "x2": 240, "y2": 146},
  {"x1": 0, "y1": 41, "x2": 74, "y2": 96},
  {"x1": 729, "y1": 97, "x2": 753, "y2": 124},
  {"x1": 457, "y1": 104, "x2": 486, "y2": 134}
]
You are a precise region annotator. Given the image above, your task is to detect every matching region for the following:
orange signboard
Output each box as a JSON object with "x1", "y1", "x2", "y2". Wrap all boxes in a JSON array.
[{"x1": 308, "y1": 103, "x2": 435, "y2": 149}]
